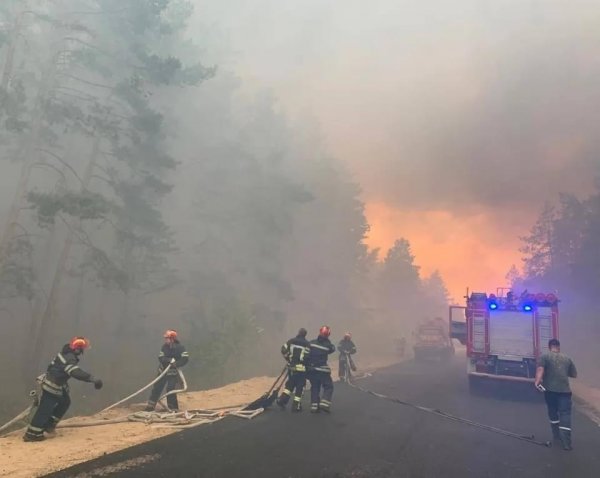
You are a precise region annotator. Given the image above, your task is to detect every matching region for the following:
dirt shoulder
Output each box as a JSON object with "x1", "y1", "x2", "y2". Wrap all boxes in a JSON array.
[
  {"x1": 0, "y1": 376, "x2": 276, "y2": 478},
  {"x1": 0, "y1": 355, "x2": 400, "y2": 478}
]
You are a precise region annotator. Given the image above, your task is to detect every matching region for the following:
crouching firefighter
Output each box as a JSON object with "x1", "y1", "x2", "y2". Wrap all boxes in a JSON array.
[
  {"x1": 145, "y1": 329, "x2": 189, "y2": 412},
  {"x1": 24, "y1": 337, "x2": 103, "y2": 442},
  {"x1": 277, "y1": 328, "x2": 310, "y2": 412},
  {"x1": 307, "y1": 326, "x2": 336, "y2": 413},
  {"x1": 338, "y1": 332, "x2": 357, "y2": 382}
]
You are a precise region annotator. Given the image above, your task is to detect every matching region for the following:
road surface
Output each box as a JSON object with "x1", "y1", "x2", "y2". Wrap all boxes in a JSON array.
[{"x1": 45, "y1": 357, "x2": 600, "y2": 477}]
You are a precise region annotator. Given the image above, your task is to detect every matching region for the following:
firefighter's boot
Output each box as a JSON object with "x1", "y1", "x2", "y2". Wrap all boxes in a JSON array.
[
  {"x1": 559, "y1": 429, "x2": 572, "y2": 451},
  {"x1": 292, "y1": 398, "x2": 302, "y2": 412},
  {"x1": 23, "y1": 432, "x2": 45, "y2": 442},
  {"x1": 320, "y1": 399, "x2": 331, "y2": 413},
  {"x1": 310, "y1": 402, "x2": 320, "y2": 413}
]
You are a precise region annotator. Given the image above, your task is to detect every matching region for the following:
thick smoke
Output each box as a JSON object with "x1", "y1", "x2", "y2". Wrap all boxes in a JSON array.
[{"x1": 196, "y1": 0, "x2": 600, "y2": 214}]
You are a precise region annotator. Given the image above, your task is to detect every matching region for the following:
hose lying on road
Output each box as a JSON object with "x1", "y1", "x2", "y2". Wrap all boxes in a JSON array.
[
  {"x1": 57, "y1": 407, "x2": 264, "y2": 430},
  {"x1": 347, "y1": 376, "x2": 551, "y2": 448},
  {"x1": 242, "y1": 365, "x2": 288, "y2": 411},
  {"x1": 0, "y1": 390, "x2": 38, "y2": 435}
]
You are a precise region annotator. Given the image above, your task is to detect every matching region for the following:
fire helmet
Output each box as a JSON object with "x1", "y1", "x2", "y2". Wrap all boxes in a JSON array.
[
  {"x1": 319, "y1": 325, "x2": 331, "y2": 338},
  {"x1": 163, "y1": 329, "x2": 178, "y2": 340},
  {"x1": 69, "y1": 336, "x2": 90, "y2": 352}
]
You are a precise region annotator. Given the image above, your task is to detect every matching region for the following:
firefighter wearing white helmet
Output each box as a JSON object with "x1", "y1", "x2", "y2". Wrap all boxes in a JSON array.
[
  {"x1": 307, "y1": 326, "x2": 336, "y2": 413},
  {"x1": 145, "y1": 330, "x2": 189, "y2": 412},
  {"x1": 338, "y1": 332, "x2": 357, "y2": 382}
]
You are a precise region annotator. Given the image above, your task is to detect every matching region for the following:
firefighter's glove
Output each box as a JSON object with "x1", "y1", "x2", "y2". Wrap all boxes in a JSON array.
[
  {"x1": 170, "y1": 358, "x2": 176, "y2": 365},
  {"x1": 94, "y1": 379, "x2": 103, "y2": 390}
]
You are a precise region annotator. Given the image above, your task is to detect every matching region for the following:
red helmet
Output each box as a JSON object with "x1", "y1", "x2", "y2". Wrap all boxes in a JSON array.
[
  {"x1": 69, "y1": 336, "x2": 90, "y2": 351},
  {"x1": 319, "y1": 325, "x2": 331, "y2": 338},
  {"x1": 164, "y1": 329, "x2": 178, "y2": 339},
  {"x1": 344, "y1": 332, "x2": 352, "y2": 340}
]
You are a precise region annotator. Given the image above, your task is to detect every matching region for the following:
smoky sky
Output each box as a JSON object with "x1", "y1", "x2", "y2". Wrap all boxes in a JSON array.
[{"x1": 195, "y1": 0, "x2": 600, "y2": 216}]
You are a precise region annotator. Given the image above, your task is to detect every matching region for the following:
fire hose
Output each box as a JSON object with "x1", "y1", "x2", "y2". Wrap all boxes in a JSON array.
[
  {"x1": 100, "y1": 363, "x2": 178, "y2": 413},
  {"x1": 347, "y1": 376, "x2": 551, "y2": 448},
  {"x1": 1, "y1": 364, "x2": 261, "y2": 435},
  {"x1": 0, "y1": 390, "x2": 38, "y2": 434}
]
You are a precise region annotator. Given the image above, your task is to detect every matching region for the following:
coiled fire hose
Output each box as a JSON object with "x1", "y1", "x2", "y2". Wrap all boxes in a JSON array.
[{"x1": 347, "y1": 376, "x2": 551, "y2": 447}]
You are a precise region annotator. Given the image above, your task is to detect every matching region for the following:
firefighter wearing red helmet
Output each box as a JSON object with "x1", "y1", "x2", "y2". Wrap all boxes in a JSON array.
[
  {"x1": 24, "y1": 337, "x2": 103, "y2": 442},
  {"x1": 145, "y1": 329, "x2": 189, "y2": 412},
  {"x1": 307, "y1": 325, "x2": 336, "y2": 413},
  {"x1": 338, "y1": 332, "x2": 357, "y2": 382}
]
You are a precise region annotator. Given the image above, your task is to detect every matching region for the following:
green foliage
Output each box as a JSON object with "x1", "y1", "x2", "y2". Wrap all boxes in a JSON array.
[
  {"x1": 519, "y1": 186, "x2": 600, "y2": 296},
  {"x1": 0, "y1": 236, "x2": 35, "y2": 300},
  {"x1": 27, "y1": 191, "x2": 112, "y2": 227}
]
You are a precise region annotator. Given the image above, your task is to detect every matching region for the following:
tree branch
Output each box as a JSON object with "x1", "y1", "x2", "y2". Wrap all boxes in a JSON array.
[{"x1": 37, "y1": 149, "x2": 85, "y2": 187}]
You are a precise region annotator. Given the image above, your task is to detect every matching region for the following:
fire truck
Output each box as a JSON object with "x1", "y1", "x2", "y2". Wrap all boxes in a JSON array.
[
  {"x1": 413, "y1": 318, "x2": 455, "y2": 361},
  {"x1": 449, "y1": 289, "x2": 559, "y2": 391}
]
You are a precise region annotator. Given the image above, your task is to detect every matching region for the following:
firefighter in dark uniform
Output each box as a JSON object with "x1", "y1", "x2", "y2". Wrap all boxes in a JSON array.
[
  {"x1": 338, "y1": 332, "x2": 357, "y2": 382},
  {"x1": 145, "y1": 329, "x2": 189, "y2": 412},
  {"x1": 277, "y1": 328, "x2": 310, "y2": 412},
  {"x1": 24, "y1": 337, "x2": 103, "y2": 442},
  {"x1": 535, "y1": 338, "x2": 578, "y2": 450},
  {"x1": 307, "y1": 325, "x2": 336, "y2": 413}
]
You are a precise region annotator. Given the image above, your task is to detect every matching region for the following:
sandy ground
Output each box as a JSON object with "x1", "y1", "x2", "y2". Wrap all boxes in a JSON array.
[
  {"x1": 0, "y1": 356, "x2": 400, "y2": 478},
  {"x1": 0, "y1": 376, "x2": 276, "y2": 478}
]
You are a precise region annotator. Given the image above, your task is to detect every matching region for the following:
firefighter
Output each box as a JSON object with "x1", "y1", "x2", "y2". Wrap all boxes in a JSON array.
[
  {"x1": 145, "y1": 329, "x2": 189, "y2": 412},
  {"x1": 277, "y1": 328, "x2": 310, "y2": 412},
  {"x1": 338, "y1": 332, "x2": 357, "y2": 382},
  {"x1": 23, "y1": 337, "x2": 103, "y2": 442},
  {"x1": 307, "y1": 325, "x2": 336, "y2": 413},
  {"x1": 535, "y1": 338, "x2": 578, "y2": 450}
]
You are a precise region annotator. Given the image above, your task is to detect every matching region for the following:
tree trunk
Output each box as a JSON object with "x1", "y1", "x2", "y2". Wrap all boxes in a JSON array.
[{"x1": 29, "y1": 139, "x2": 100, "y2": 370}]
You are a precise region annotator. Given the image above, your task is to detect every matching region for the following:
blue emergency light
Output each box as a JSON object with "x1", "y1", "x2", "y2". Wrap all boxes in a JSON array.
[
  {"x1": 523, "y1": 304, "x2": 533, "y2": 312},
  {"x1": 488, "y1": 301, "x2": 498, "y2": 310}
]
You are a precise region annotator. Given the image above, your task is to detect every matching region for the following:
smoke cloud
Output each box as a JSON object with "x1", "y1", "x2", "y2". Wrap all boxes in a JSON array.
[{"x1": 196, "y1": 0, "x2": 599, "y2": 212}]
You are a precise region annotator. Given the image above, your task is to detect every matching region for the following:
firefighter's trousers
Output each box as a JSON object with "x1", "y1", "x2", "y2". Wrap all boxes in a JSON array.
[
  {"x1": 338, "y1": 354, "x2": 356, "y2": 379},
  {"x1": 278, "y1": 370, "x2": 306, "y2": 407},
  {"x1": 544, "y1": 391, "x2": 572, "y2": 435},
  {"x1": 148, "y1": 374, "x2": 181, "y2": 410},
  {"x1": 25, "y1": 389, "x2": 71, "y2": 438},
  {"x1": 308, "y1": 370, "x2": 334, "y2": 411}
]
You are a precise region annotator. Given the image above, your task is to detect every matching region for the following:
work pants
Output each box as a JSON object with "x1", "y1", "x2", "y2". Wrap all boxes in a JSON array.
[
  {"x1": 25, "y1": 389, "x2": 70, "y2": 438},
  {"x1": 148, "y1": 374, "x2": 181, "y2": 410},
  {"x1": 338, "y1": 354, "x2": 356, "y2": 379},
  {"x1": 309, "y1": 370, "x2": 334, "y2": 412},
  {"x1": 544, "y1": 391, "x2": 572, "y2": 436},
  {"x1": 278, "y1": 370, "x2": 306, "y2": 408}
]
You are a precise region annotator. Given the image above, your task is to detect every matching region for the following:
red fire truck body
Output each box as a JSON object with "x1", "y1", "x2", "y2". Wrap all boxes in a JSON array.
[{"x1": 450, "y1": 290, "x2": 559, "y2": 387}]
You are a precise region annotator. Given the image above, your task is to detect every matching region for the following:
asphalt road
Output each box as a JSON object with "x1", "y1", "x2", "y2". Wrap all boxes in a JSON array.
[{"x1": 46, "y1": 357, "x2": 600, "y2": 478}]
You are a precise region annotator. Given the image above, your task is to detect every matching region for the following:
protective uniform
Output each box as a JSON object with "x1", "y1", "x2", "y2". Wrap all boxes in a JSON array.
[
  {"x1": 146, "y1": 331, "x2": 189, "y2": 412},
  {"x1": 277, "y1": 329, "x2": 310, "y2": 412},
  {"x1": 24, "y1": 337, "x2": 102, "y2": 442},
  {"x1": 338, "y1": 334, "x2": 357, "y2": 381},
  {"x1": 307, "y1": 326, "x2": 336, "y2": 413}
]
